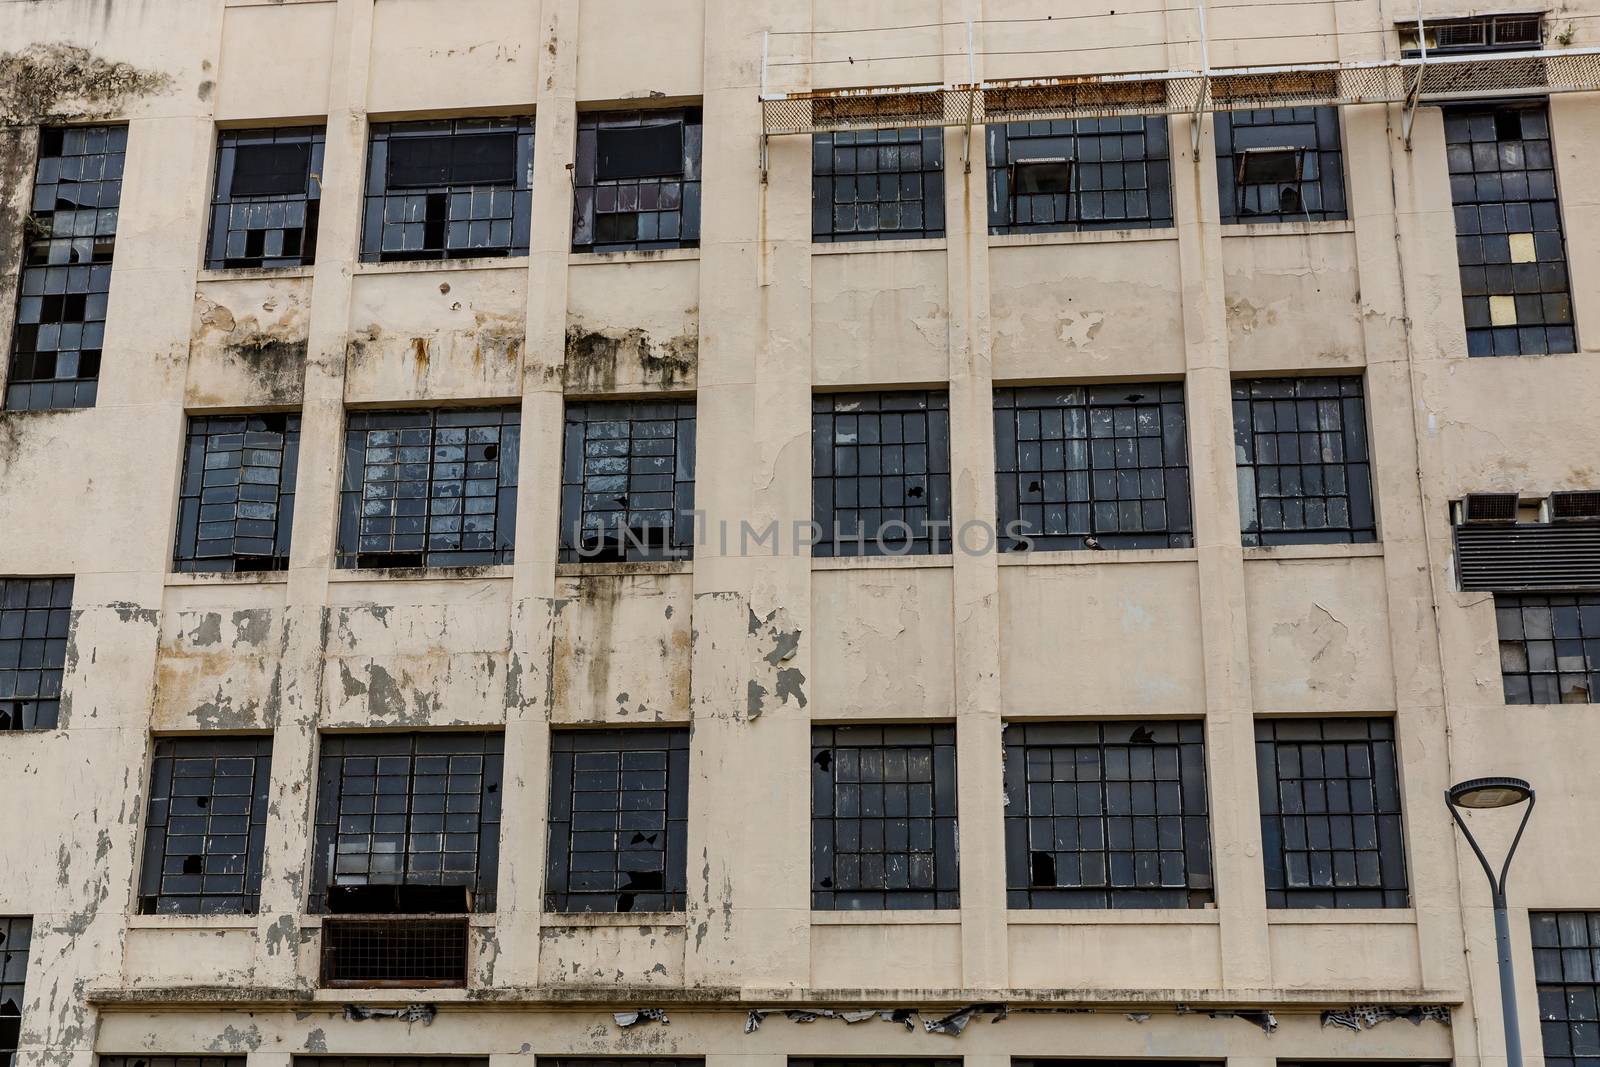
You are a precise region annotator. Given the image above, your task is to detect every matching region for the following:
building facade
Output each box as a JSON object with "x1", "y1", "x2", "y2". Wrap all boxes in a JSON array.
[{"x1": 1, "y1": 3, "x2": 1599, "y2": 1067}]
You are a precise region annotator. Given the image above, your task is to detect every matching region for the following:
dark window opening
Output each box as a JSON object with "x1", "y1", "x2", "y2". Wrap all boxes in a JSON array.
[
  {"x1": 1256, "y1": 717, "x2": 1409, "y2": 909},
  {"x1": 995, "y1": 384, "x2": 1192, "y2": 552},
  {"x1": 813, "y1": 127, "x2": 945, "y2": 242},
  {"x1": 1446, "y1": 101, "x2": 1574, "y2": 357},
  {"x1": 1215, "y1": 107, "x2": 1346, "y2": 223},
  {"x1": 174, "y1": 413, "x2": 300, "y2": 572},
  {"x1": 559, "y1": 400, "x2": 696, "y2": 563},
  {"x1": 988, "y1": 117, "x2": 1173, "y2": 234},
  {"x1": 310, "y1": 732, "x2": 503, "y2": 914},
  {"x1": 1495, "y1": 594, "x2": 1600, "y2": 704},
  {"x1": 361, "y1": 118, "x2": 533, "y2": 262},
  {"x1": 337, "y1": 408, "x2": 519, "y2": 570},
  {"x1": 1533, "y1": 911, "x2": 1600, "y2": 1067},
  {"x1": 208, "y1": 127, "x2": 323, "y2": 270},
  {"x1": 573, "y1": 109, "x2": 701, "y2": 253},
  {"x1": 0, "y1": 577, "x2": 73, "y2": 732},
  {"x1": 545, "y1": 728, "x2": 690, "y2": 913},
  {"x1": 0, "y1": 917, "x2": 29, "y2": 1067},
  {"x1": 6, "y1": 125, "x2": 125, "y2": 411},
  {"x1": 812, "y1": 391, "x2": 951, "y2": 557},
  {"x1": 319, "y1": 917, "x2": 470, "y2": 986},
  {"x1": 1401, "y1": 14, "x2": 1543, "y2": 56},
  {"x1": 1004, "y1": 720, "x2": 1213, "y2": 909},
  {"x1": 1233, "y1": 376, "x2": 1375, "y2": 546},
  {"x1": 812, "y1": 724, "x2": 960, "y2": 910},
  {"x1": 138, "y1": 737, "x2": 272, "y2": 914}
]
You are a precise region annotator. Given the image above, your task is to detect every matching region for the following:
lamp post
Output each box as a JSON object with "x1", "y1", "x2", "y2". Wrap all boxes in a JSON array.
[{"x1": 1446, "y1": 776, "x2": 1537, "y2": 1067}]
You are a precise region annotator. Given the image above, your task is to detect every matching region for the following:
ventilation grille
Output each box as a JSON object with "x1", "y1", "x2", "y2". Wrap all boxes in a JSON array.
[
  {"x1": 1461, "y1": 492, "x2": 1520, "y2": 524},
  {"x1": 1550, "y1": 491, "x2": 1600, "y2": 522},
  {"x1": 1455, "y1": 523, "x2": 1600, "y2": 590},
  {"x1": 320, "y1": 917, "x2": 469, "y2": 987}
]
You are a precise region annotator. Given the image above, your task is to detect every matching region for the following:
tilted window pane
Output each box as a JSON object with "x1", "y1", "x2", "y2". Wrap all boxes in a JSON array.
[
  {"x1": 310, "y1": 732, "x2": 504, "y2": 913},
  {"x1": 1215, "y1": 107, "x2": 1347, "y2": 224},
  {"x1": 207, "y1": 127, "x2": 324, "y2": 269},
  {"x1": 1446, "y1": 101, "x2": 1575, "y2": 356},
  {"x1": 0, "y1": 577, "x2": 73, "y2": 732},
  {"x1": 361, "y1": 118, "x2": 533, "y2": 262},
  {"x1": 6, "y1": 125, "x2": 126, "y2": 411},
  {"x1": 995, "y1": 383, "x2": 1192, "y2": 551},
  {"x1": 811, "y1": 724, "x2": 960, "y2": 910},
  {"x1": 1256, "y1": 717, "x2": 1409, "y2": 908},
  {"x1": 337, "y1": 408, "x2": 520, "y2": 569},
  {"x1": 812, "y1": 391, "x2": 952, "y2": 557},
  {"x1": 559, "y1": 400, "x2": 696, "y2": 563},
  {"x1": 0, "y1": 917, "x2": 30, "y2": 1067},
  {"x1": 573, "y1": 109, "x2": 702, "y2": 253},
  {"x1": 987, "y1": 117, "x2": 1173, "y2": 235},
  {"x1": 1494, "y1": 593, "x2": 1600, "y2": 704},
  {"x1": 1233, "y1": 376, "x2": 1375, "y2": 546},
  {"x1": 545, "y1": 728, "x2": 690, "y2": 913},
  {"x1": 175, "y1": 413, "x2": 300, "y2": 572},
  {"x1": 1004, "y1": 720, "x2": 1213, "y2": 908},
  {"x1": 1532, "y1": 910, "x2": 1600, "y2": 1067},
  {"x1": 813, "y1": 127, "x2": 945, "y2": 242},
  {"x1": 138, "y1": 737, "x2": 273, "y2": 915}
]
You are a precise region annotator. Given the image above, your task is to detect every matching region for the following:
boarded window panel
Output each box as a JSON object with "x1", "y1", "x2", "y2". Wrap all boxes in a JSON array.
[
  {"x1": 813, "y1": 126, "x2": 945, "y2": 243},
  {"x1": 388, "y1": 133, "x2": 515, "y2": 188},
  {"x1": 0, "y1": 577, "x2": 73, "y2": 732},
  {"x1": 812, "y1": 391, "x2": 952, "y2": 557},
  {"x1": 573, "y1": 109, "x2": 701, "y2": 253},
  {"x1": 987, "y1": 116, "x2": 1173, "y2": 235},
  {"x1": 1214, "y1": 106, "x2": 1347, "y2": 223},
  {"x1": 558, "y1": 400, "x2": 697, "y2": 563},
  {"x1": 0, "y1": 916, "x2": 30, "y2": 1066}
]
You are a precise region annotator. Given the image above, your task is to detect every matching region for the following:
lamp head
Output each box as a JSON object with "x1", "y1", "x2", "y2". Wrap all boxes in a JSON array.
[{"x1": 1448, "y1": 776, "x2": 1534, "y2": 809}]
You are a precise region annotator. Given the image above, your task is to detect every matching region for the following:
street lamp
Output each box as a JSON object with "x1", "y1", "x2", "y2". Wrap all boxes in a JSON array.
[{"x1": 1446, "y1": 776, "x2": 1536, "y2": 1067}]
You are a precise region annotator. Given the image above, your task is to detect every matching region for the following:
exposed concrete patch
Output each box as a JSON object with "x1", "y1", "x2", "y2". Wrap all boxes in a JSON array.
[{"x1": 0, "y1": 43, "x2": 171, "y2": 123}]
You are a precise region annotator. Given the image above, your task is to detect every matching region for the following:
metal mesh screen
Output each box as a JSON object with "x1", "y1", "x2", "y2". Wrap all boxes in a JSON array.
[{"x1": 319, "y1": 917, "x2": 469, "y2": 987}]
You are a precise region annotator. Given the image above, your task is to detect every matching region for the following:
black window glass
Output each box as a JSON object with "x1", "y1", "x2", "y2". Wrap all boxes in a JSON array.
[
  {"x1": 559, "y1": 400, "x2": 696, "y2": 563},
  {"x1": 988, "y1": 117, "x2": 1173, "y2": 234},
  {"x1": 597, "y1": 123, "x2": 683, "y2": 180},
  {"x1": 573, "y1": 109, "x2": 702, "y2": 253},
  {"x1": 1215, "y1": 107, "x2": 1347, "y2": 223},
  {"x1": 1495, "y1": 594, "x2": 1600, "y2": 704},
  {"x1": 233, "y1": 141, "x2": 312, "y2": 197},
  {"x1": 0, "y1": 577, "x2": 72, "y2": 732},
  {"x1": 387, "y1": 133, "x2": 516, "y2": 188},
  {"x1": 174, "y1": 413, "x2": 300, "y2": 572},
  {"x1": 812, "y1": 391, "x2": 951, "y2": 557},
  {"x1": 813, "y1": 127, "x2": 945, "y2": 242}
]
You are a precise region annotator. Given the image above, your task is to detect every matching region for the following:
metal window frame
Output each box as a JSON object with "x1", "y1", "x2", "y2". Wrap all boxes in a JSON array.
[
  {"x1": 1494, "y1": 592, "x2": 1600, "y2": 704},
  {"x1": 1531, "y1": 909, "x2": 1600, "y2": 1067},
  {"x1": 0, "y1": 916, "x2": 29, "y2": 1067},
  {"x1": 138, "y1": 736, "x2": 273, "y2": 915},
  {"x1": 544, "y1": 727, "x2": 691, "y2": 914},
  {"x1": 987, "y1": 116, "x2": 1173, "y2": 235},
  {"x1": 812, "y1": 126, "x2": 946, "y2": 243},
  {"x1": 174, "y1": 412, "x2": 301, "y2": 572},
  {"x1": 572, "y1": 108, "x2": 703, "y2": 253},
  {"x1": 558, "y1": 399, "x2": 697, "y2": 564},
  {"x1": 207, "y1": 126, "x2": 325, "y2": 270},
  {"x1": 1215, "y1": 107, "x2": 1346, "y2": 223},
  {"x1": 0, "y1": 577, "x2": 73, "y2": 733}
]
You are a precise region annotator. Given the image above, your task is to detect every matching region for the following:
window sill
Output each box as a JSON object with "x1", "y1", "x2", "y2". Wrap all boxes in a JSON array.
[
  {"x1": 811, "y1": 554, "x2": 955, "y2": 571},
  {"x1": 812, "y1": 237, "x2": 948, "y2": 256},
  {"x1": 125, "y1": 913, "x2": 257, "y2": 930},
  {"x1": 352, "y1": 256, "x2": 528, "y2": 276},
  {"x1": 568, "y1": 247, "x2": 700, "y2": 266},
  {"x1": 988, "y1": 228, "x2": 1177, "y2": 249},
  {"x1": 997, "y1": 547, "x2": 1199, "y2": 567},
  {"x1": 540, "y1": 911, "x2": 687, "y2": 928},
  {"x1": 1008, "y1": 908, "x2": 1220, "y2": 925},
  {"x1": 1219, "y1": 218, "x2": 1355, "y2": 238},
  {"x1": 555, "y1": 560, "x2": 693, "y2": 578},
  {"x1": 197, "y1": 265, "x2": 315, "y2": 282},
  {"x1": 811, "y1": 910, "x2": 961, "y2": 925},
  {"x1": 328, "y1": 564, "x2": 514, "y2": 582},
  {"x1": 165, "y1": 570, "x2": 291, "y2": 586},
  {"x1": 1242, "y1": 542, "x2": 1384, "y2": 561},
  {"x1": 1267, "y1": 908, "x2": 1417, "y2": 924}
]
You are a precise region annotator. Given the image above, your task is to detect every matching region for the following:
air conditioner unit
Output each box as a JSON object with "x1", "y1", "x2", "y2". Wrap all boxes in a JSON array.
[
  {"x1": 1456, "y1": 492, "x2": 1520, "y2": 525},
  {"x1": 1548, "y1": 491, "x2": 1600, "y2": 522}
]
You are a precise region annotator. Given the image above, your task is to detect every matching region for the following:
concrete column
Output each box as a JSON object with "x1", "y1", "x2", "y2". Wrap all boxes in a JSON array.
[
  {"x1": 1550, "y1": 92, "x2": 1600, "y2": 355},
  {"x1": 0, "y1": 126, "x2": 39, "y2": 386}
]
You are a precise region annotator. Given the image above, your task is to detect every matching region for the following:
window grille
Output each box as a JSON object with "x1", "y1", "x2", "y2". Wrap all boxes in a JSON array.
[
  {"x1": 1003, "y1": 720, "x2": 1213, "y2": 909},
  {"x1": 572, "y1": 109, "x2": 702, "y2": 253},
  {"x1": 813, "y1": 128, "x2": 945, "y2": 242},
  {"x1": 545, "y1": 728, "x2": 690, "y2": 913},
  {"x1": 987, "y1": 117, "x2": 1173, "y2": 234},
  {"x1": 175, "y1": 413, "x2": 300, "y2": 572},
  {"x1": 101, "y1": 1058, "x2": 243, "y2": 1067},
  {"x1": 1533, "y1": 911, "x2": 1600, "y2": 1067},
  {"x1": 138, "y1": 737, "x2": 272, "y2": 914},
  {"x1": 0, "y1": 577, "x2": 72, "y2": 732},
  {"x1": 6, "y1": 125, "x2": 125, "y2": 411},
  {"x1": 559, "y1": 400, "x2": 696, "y2": 563},
  {"x1": 1233, "y1": 376, "x2": 1375, "y2": 546},
  {"x1": 812, "y1": 391, "x2": 951, "y2": 557},
  {"x1": 0, "y1": 918, "x2": 28, "y2": 1067},
  {"x1": 811, "y1": 724, "x2": 960, "y2": 910},
  {"x1": 1446, "y1": 102, "x2": 1574, "y2": 356},
  {"x1": 1256, "y1": 717, "x2": 1409, "y2": 908},
  {"x1": 310, "y1": 732, "x2": 503, "y2": 913},
  {"x1": 1495, "y1": 594, "x2": 1600, "y2": 704},
  {"x1": 361, "y1": 118, "x2": 533, "y2": 262},
  {"x1": 337, "y1": 408, "x2": 520, "y2": 569},
  {"x1": 1401, "y1": 13, "x2": 1543, "y2": 55},
  {"x1": 319, "y1": 917, "x2": 469, "y2": 987},
  {"x1": 994, "y1": 384, "x2": 1192, "y2": 552},
  {"x1": 1214, "y1": 107, "x2": 1347, "y2": 223},
  {"x1": 207, "y1": 127, "x2": 324, "y2": 269}
]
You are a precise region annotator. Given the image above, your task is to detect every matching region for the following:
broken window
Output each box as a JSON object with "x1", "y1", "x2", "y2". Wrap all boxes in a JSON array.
[
  {"x1": 812, "y1": 391, "x2": 952, "y2": 557},
  {"x1": 544, "y1": 728, "x2": 690, "y2": 913},
  {"x1": 987, "y1": 117, "x2": 1173, "y2": 234},
  {"x1": 1233, "y1": 376, "x2": 1375, "y2": 546},
  {"x1": 572, "y1": 109, "x2": 702, "y2": 253},
  {"x1": 207, "y1": 127, "x2": 324, "y2": 270},
  {"x1": 559, "y1": 400, "x2": 696, "y2": 563},
  {"x1": 1214, "y1": 107, "x2": 1346, "y2": 223},
  {"x1": 0, "y1": 577, "x2": 72, "y2": 732},
  {"x1": 1401, "y1": 13, "x2": 1542, "y2": 56},
  {"x1": 0, "y1": 918, "x2": 28, "y2": 1067},
  {"x1": 1495, "y1": 594, "x2": 1600, "y2": 704},
  {"x1": 101, "y1": 1058, "x2": 242, "y2": 1067},
  {"x1": 137, "y1": 737, "x2": 272, "y2": 915},
  {"x1": 310, "y1": 732, "x2": 503, "y2": 914},
  {"x1": 1004, "y1": 720, "x2": 1213, "y2": 909},
  {"x1": 5, "y1": 125, "x2": 125, "y2": 411},
  {"x1": 793, "y1": 1062, "x2": 957, "y2": 1067},
  {"x1": 337, "y1": 408, "x2": 519, "y2": 569},
  {"x1": 994, "y1": 384, "x2": 1192, "y2": 551},
  {"x1": 813, "y1": 128, "x2": 945, "y2": 242},
  {"x1": 1256, "y1": 717, "x2": 1409, "y2": 909},
  {"x1": 174, "y1": 413, "x2": 300, "y2": 572},
  {"x1": 1533, "y1": 911, "x2": 1600, "y2": 1067},
  {"x1": 811, "y1": 724, "x2": 959, "y2": 910},
  {"x1": 361, "y1": 118, "x2": 532, "y2": 262},
  {"x1": 543, "y1": 1061, "x2": 700, "y2": 1067},
  {"x1": 1447, "y1": 102, "x2": 1574, "y2": 356}
]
